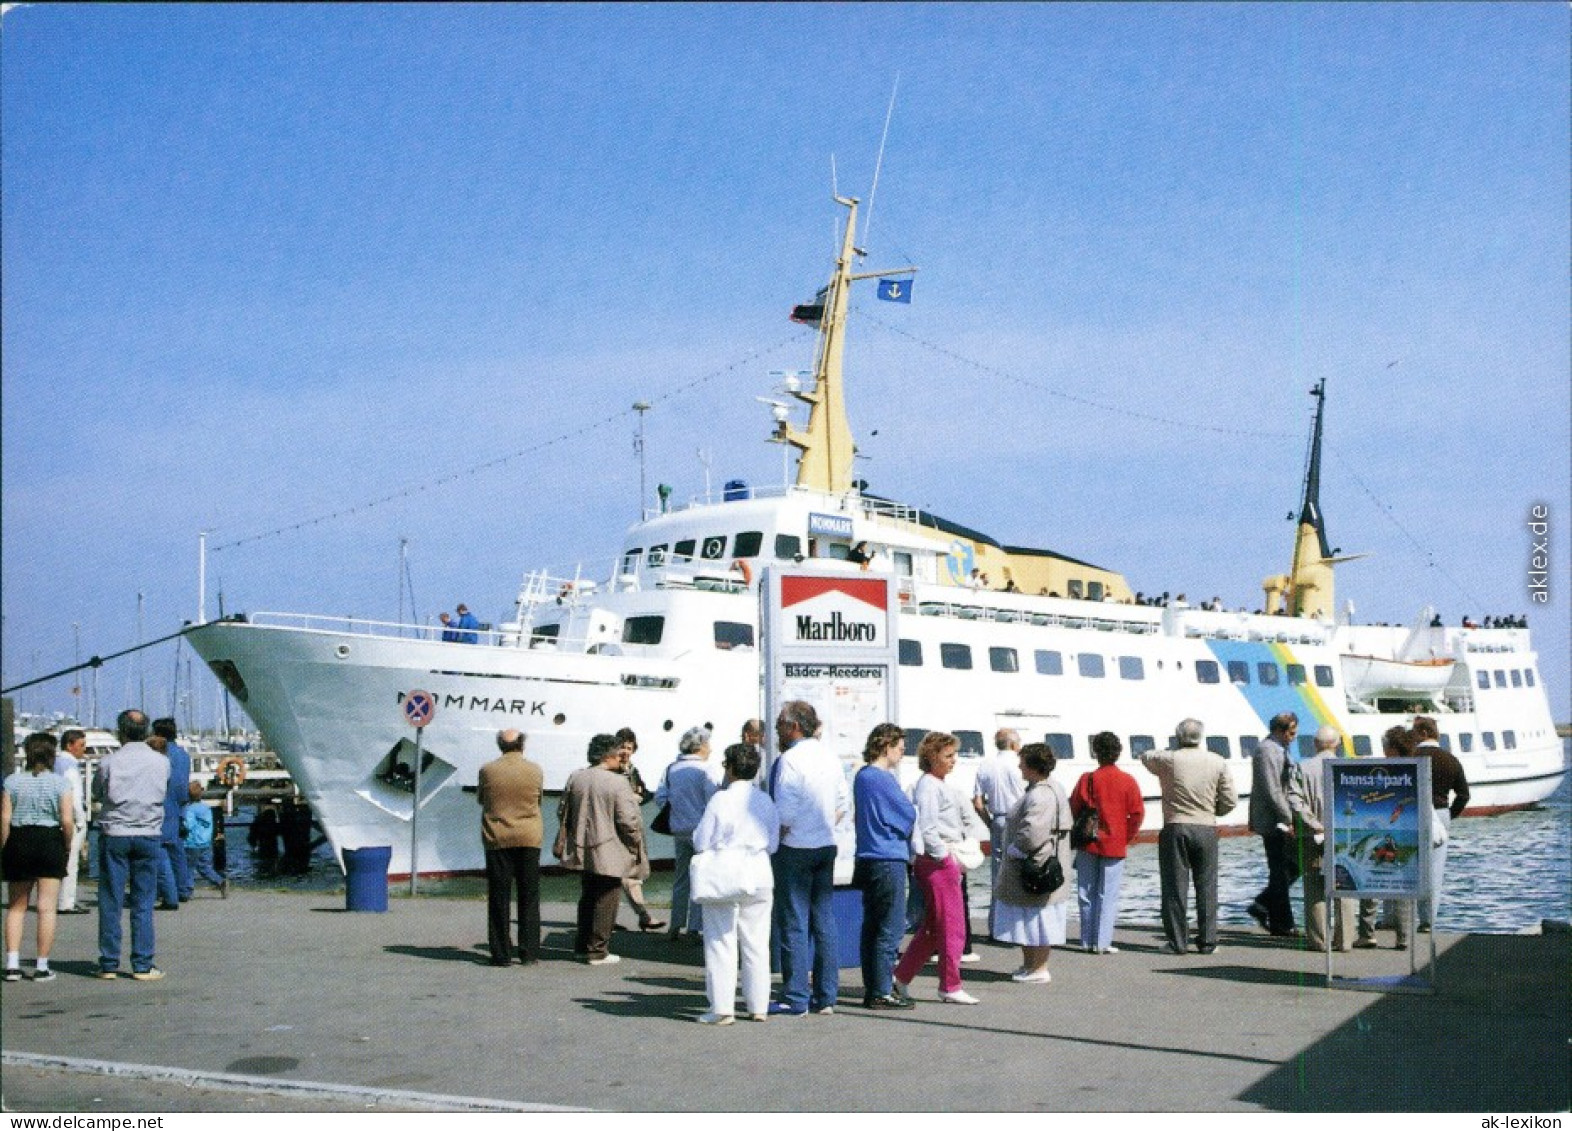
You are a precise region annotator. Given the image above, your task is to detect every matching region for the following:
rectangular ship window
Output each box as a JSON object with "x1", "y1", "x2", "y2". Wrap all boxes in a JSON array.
[
  {"x1": 733, "y1": 531, "x2": 763, "y2": 558},
  {"x1": 1206, "y1": 737, "x2": 1232, "y2": 759},
  {"x1": 1118, "y1": 656, "x2": 1144, "y2": 680},
  {"x1": 1195, "y1": 660, "x2": 1220, "y2": 684},
  {"x1": 1287, "y1": 664, "x2": 1307, "y2": 686},
  {"x1": 1077, "y1": 653, "x2": 1105, "y2": 679},
  {"x1": 1352, "y1": 736, "x2": 1373, "y2": 758},
  {"x1": 989, "y1": 647, "x2": 1019, "y2": 673},
  {"x1": 1459, "y1": 733, "x2": 1474, "y2": 753},
  {"x1": 1044, "y1": 733, "x2": 1075, "y2": 760},
  {"x1": 1314, "y1": 665, "x2": 1335, "y2": 687},
  {"x1": 940, "y1": 643, "x2": 973, "y2": 670},
  {"x1": 1240, "y1": 736, "x2": 1259, "y2": 760},
  {"x1": 622, "y1": 616, "x2": 665, "y2": 645},
  {"x1": 1227, "y1": 660, "x2": 1250, "y2": 684},
  {"x1": 713, "y1": 622, "x2": 754, "y2": 650},
  {"x1": 1130, "y1": 735, "x2": 1155, "y2": 757},
  {"x1": 955, "y1": 730, "x2": 986, "y2": 759},
  {"x1": 1257, "y1": 663, "x2": 1280, "y2": 686},
  {"x1": 898, "y1": 639, "x2": 923, "y2": 667},
  {"x1": 1035, "y1": 650, "x2": 1063, "y2": 676}
]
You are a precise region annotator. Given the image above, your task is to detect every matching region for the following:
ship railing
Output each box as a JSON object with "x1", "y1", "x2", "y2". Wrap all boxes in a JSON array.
[
  {"x1": 244, "y1": 611, "x2": 508, "y2": 646},
  {"x1": 904, "y1": 598, "x2": 1161, "y2": 635}
]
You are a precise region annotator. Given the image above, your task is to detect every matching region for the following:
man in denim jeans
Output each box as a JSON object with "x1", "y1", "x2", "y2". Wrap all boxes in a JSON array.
[
  {"x1": 767, "y1": 700, "x2": 848, "y2": 1016},
  {"x1": 94, "y1": 710, "x2": 170, "y2": 980}
]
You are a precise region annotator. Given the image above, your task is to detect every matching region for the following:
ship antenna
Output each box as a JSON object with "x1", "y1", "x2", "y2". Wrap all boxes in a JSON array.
[{"x1": 862, "y1": 74, "x2": 900, "y2": 254}]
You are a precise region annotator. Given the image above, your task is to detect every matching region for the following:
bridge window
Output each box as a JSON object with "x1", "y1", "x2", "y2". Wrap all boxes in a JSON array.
[
  {"x1": 1510, "y1": 670, "x2": 1523, "y2": 688},
  {"x1": 1459, "y1": 733, "x2": 1473, "y2": 753},
  {"x1": 1314, "y1": 665, "x2": 1335, "y2": 687},
  {"x1": 1493, "y1": 670, "x2": 1507, "y2": 688},
  {"x1": 1078, "y1": 653, "x2": 1105, "y2": 679},
  {"x1": 1118, "y1": 656, "x2": 1145, "y2": 680},
  {"x1": 1503, "y1": 730, "x2": 1517, "y2": 749},
  {"x1": 899, "y1": 639, "x2": 923, "y2": 667},
  {"x1": 621, "y1": 548, "x2": 643, "y2": 574},
  {"x1": 1287, "y1": 664, "x2": 1307, "y2": 686},
  {"x1": 1482, "y1": 731, "x2": 1497, "y2": 751},
  {"x1": 1526, "y1": 670, "x2": 1536, "y2": 687},
  {"x1": 673, "y1": 539, "x2": 696, "y2": 562},
  {"x1": 647, "y1": 544, "x2": 668, "y2": 568},
  {"x1": 1206, "y1": 737, "x2": 1232, "y2": 759},
  {"x1": 955, "y1": 730, "x2": 986, "y2": 759},
  {"x1": 713, "y1": 622, "x2": 754, "y2": 650},
  {"x1": 700, "y1": 535, "x2": 728, "y2": 561},
  {"x1": 622, "y1": 616, "x2": 665, "y2": 645},
  {"x1": 1227, "y1": 660, "x2": 1250, "y2": 685},
  {"x1": 1438, "y1": 734, "x2": 1452, "y2": 752},
  {"x1": 529, "y1": 623, "x2": 560, "y2": 648},
  {"x1": 1035, "y1": 650, "x2": 1063, "y2": 676},
  {"x1": 775, "y1": 534, "x2": 801, "y2": 560},
  {"x1": 1476, "y1": 670, "x2": 1490, "y2": 690},
  {"x1": 941, "y1": 643, "x2": 973, "y2": 671},
  {"x1": 1130, "y1": 735, "x2": 1156, "y2": 757},
  {"x1": 1044, "y1": 733, "x2": 1075, "y2": 760},
  {"x1": 1067, "y1": 580, "x2": 1084, "y2": 599},
  {"x1": 733, "y1": 531, "x2": 763, "y2": 558},
  {"x1": 1257, "y1": 663, "x2": 1280, "y2": 686},
  {"x1": 989, "y1": 647, "x2": 1019, "y2": 673},
  {"x1": 1352, "y1": 735, "x2": 1373, "y2": 758},
  {"x1": 1087, "y1": 581, "x2": 1104, "y2": 601}
]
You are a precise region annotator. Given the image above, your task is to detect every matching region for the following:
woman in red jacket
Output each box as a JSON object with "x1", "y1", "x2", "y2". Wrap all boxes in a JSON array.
[{"x1": 1070, "y1": 732, "x2": 1146, "y2": 954}]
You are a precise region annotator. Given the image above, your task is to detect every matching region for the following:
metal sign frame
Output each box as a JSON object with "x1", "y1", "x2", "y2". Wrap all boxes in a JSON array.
[
  {"x1": 1323, "y1": 756, "x2": 1436, "y2": 993},
  {"x1": 760, "y1": 567, "x2": 899, "y2": 880}
]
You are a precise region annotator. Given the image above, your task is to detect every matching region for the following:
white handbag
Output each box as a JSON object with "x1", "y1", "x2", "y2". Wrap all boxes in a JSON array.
[
  {"x1": 689, "y1": 846, "x2": 771, "y2": 904},
  {"x1": 951, "y1": 838, "x2": 985, "y2": 871}
]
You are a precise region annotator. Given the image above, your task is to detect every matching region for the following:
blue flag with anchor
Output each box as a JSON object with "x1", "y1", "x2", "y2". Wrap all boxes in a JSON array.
[{"x1": 877, "y1": 278, "x2": 913, "y2": 304}]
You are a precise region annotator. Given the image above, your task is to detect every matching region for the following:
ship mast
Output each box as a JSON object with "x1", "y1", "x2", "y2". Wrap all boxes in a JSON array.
[
  {"x1": 1265, "y1": 379, "x2": 1354, "y2": 619},
  {"x1": 778, "y1": 195, "x2": 913, "y2": 494}
]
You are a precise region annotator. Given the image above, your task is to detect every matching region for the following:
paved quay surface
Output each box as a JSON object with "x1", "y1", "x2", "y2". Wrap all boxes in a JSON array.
[{"x1": 2, "y1": 888, "x2": 1566, "y2": 1113}]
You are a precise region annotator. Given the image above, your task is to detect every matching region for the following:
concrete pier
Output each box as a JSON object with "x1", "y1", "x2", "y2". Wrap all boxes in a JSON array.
[{"x1": 2, "y1": 888, "x2": 1566, "y2": 1112}]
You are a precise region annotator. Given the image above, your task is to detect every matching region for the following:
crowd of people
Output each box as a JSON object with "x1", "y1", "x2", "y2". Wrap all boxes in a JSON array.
[
  {"x1": 2, "y1": 701, "x2": 1468, "y2": 1003},
  {"x1": 1, "y1": 711, "x2": 233, "y2": 983}
]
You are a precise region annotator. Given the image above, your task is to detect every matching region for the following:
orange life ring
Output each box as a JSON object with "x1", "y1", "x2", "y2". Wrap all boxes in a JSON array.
[
  {"x1": 732, "y1": 559, "x2": 754, "y2": 586},
  {"x1": 217, "y1": 756, "x2": 247, "y2": 788}
]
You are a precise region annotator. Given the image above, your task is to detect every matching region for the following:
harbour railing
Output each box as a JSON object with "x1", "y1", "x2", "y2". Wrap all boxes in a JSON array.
[{"x1": 243, "y1": 612, "x2": 511, "y2": 647}]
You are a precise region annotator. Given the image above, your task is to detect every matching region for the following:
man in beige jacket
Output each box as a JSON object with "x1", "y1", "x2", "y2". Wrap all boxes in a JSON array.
[
  {"x1": 557, "y1": 734, "x2": 644, "y2": 965},
  {"x1": 1139, "y1": 719, "x2": 1238, "y2": 955},
  {"x1": 478, "y1": 729, "x2": 544, "y2": 967}
]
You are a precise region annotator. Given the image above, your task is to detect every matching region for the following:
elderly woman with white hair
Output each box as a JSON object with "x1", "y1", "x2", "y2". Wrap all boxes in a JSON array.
[{"x1": 655, "y1": 725, "x2": 723, "y2": 940}]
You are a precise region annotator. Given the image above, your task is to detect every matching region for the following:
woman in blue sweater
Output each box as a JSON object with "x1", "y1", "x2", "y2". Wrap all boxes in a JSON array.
[{"x1": 853, "y1": 723, "x2": 916, "y2": 1010}]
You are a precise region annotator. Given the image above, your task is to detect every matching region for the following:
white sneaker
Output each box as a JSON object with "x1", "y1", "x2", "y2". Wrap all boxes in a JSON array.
[
  {"x1": 1100, "y1": 946, "x2": 1120, "y2": 954},
  {"x1": 696, "y1": 1012, "x2": 734, "y2": 1026},
  {"x1": 959, "y1": 952, "x2": 981, "y2": 964},
  {"x1": 939, "y1": 989, "x2": 980, "y2": 1005},
  {"x1": 1011, "y1": 969, "x2": 1051, "y2": 984},
  {"x1": 586, "y1": 953, "x2": 621, "y2": 966}
]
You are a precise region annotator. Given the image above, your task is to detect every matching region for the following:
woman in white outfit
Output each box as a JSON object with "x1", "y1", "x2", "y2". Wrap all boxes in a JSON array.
[
  {"x1": 992, "y1": 742, "x2": 1073, "y2": 984},
  {"x1": 691, "y1": 744, "x2": 779, "y2": 1024}
]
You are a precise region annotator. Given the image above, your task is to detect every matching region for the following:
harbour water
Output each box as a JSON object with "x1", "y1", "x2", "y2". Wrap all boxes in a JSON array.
[{"x1": 217, "y1": 743, "x2": 1570, "y2": 934}]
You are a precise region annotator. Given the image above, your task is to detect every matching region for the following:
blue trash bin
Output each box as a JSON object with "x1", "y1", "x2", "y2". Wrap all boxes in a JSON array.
[
  {"x1": 832, "y1": 885, "x2": 864, "y2": 969},
  {"x1": 344, "y1": 846, "x2": 392, "y2": 912}
]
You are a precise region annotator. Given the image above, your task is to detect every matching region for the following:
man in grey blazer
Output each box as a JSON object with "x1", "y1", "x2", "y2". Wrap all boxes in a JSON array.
[
  {"x1": 557, "y1": 734, "x2": 645, "y2": 965},
  {"x1": 1247, "y1": 712, "x2": 1300, "y2": 937}
]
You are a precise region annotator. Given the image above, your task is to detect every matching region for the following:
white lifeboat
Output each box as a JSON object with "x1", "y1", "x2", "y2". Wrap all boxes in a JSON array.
[{"x1": 1340, "y1": 653, "x2": 1455, "y2": 698}]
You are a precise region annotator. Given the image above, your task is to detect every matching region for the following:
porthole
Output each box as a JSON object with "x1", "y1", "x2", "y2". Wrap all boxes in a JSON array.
[
  {"x1": 553, "y1": 713, "x2": 566, "y2": 726},
  {"x1": 663, "y1": 720, "x2": 674, "y2": 731},
  {"x1": 335, "y1": 644, "x2": 351, "y2": 658}
]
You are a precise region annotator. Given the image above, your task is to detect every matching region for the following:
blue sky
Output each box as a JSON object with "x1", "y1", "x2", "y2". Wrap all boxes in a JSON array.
[{"x1": 3, "y1": 3, "x2": 1568, "y2": 728}]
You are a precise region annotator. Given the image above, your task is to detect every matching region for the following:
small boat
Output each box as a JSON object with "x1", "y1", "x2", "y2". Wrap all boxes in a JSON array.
[{"x1": 1340, "y1": 654, "x2": 1457, "y2": 700}]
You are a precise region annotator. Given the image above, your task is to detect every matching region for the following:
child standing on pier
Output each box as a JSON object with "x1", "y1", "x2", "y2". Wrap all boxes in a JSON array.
[{"x1": 181, "y1": 783, "x2": 228, "y2": 898}]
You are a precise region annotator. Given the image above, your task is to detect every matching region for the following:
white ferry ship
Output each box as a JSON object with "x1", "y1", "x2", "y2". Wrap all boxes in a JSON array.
[{"x1": 185, "y1": 195, "x2": 1563, "y2": 878}]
